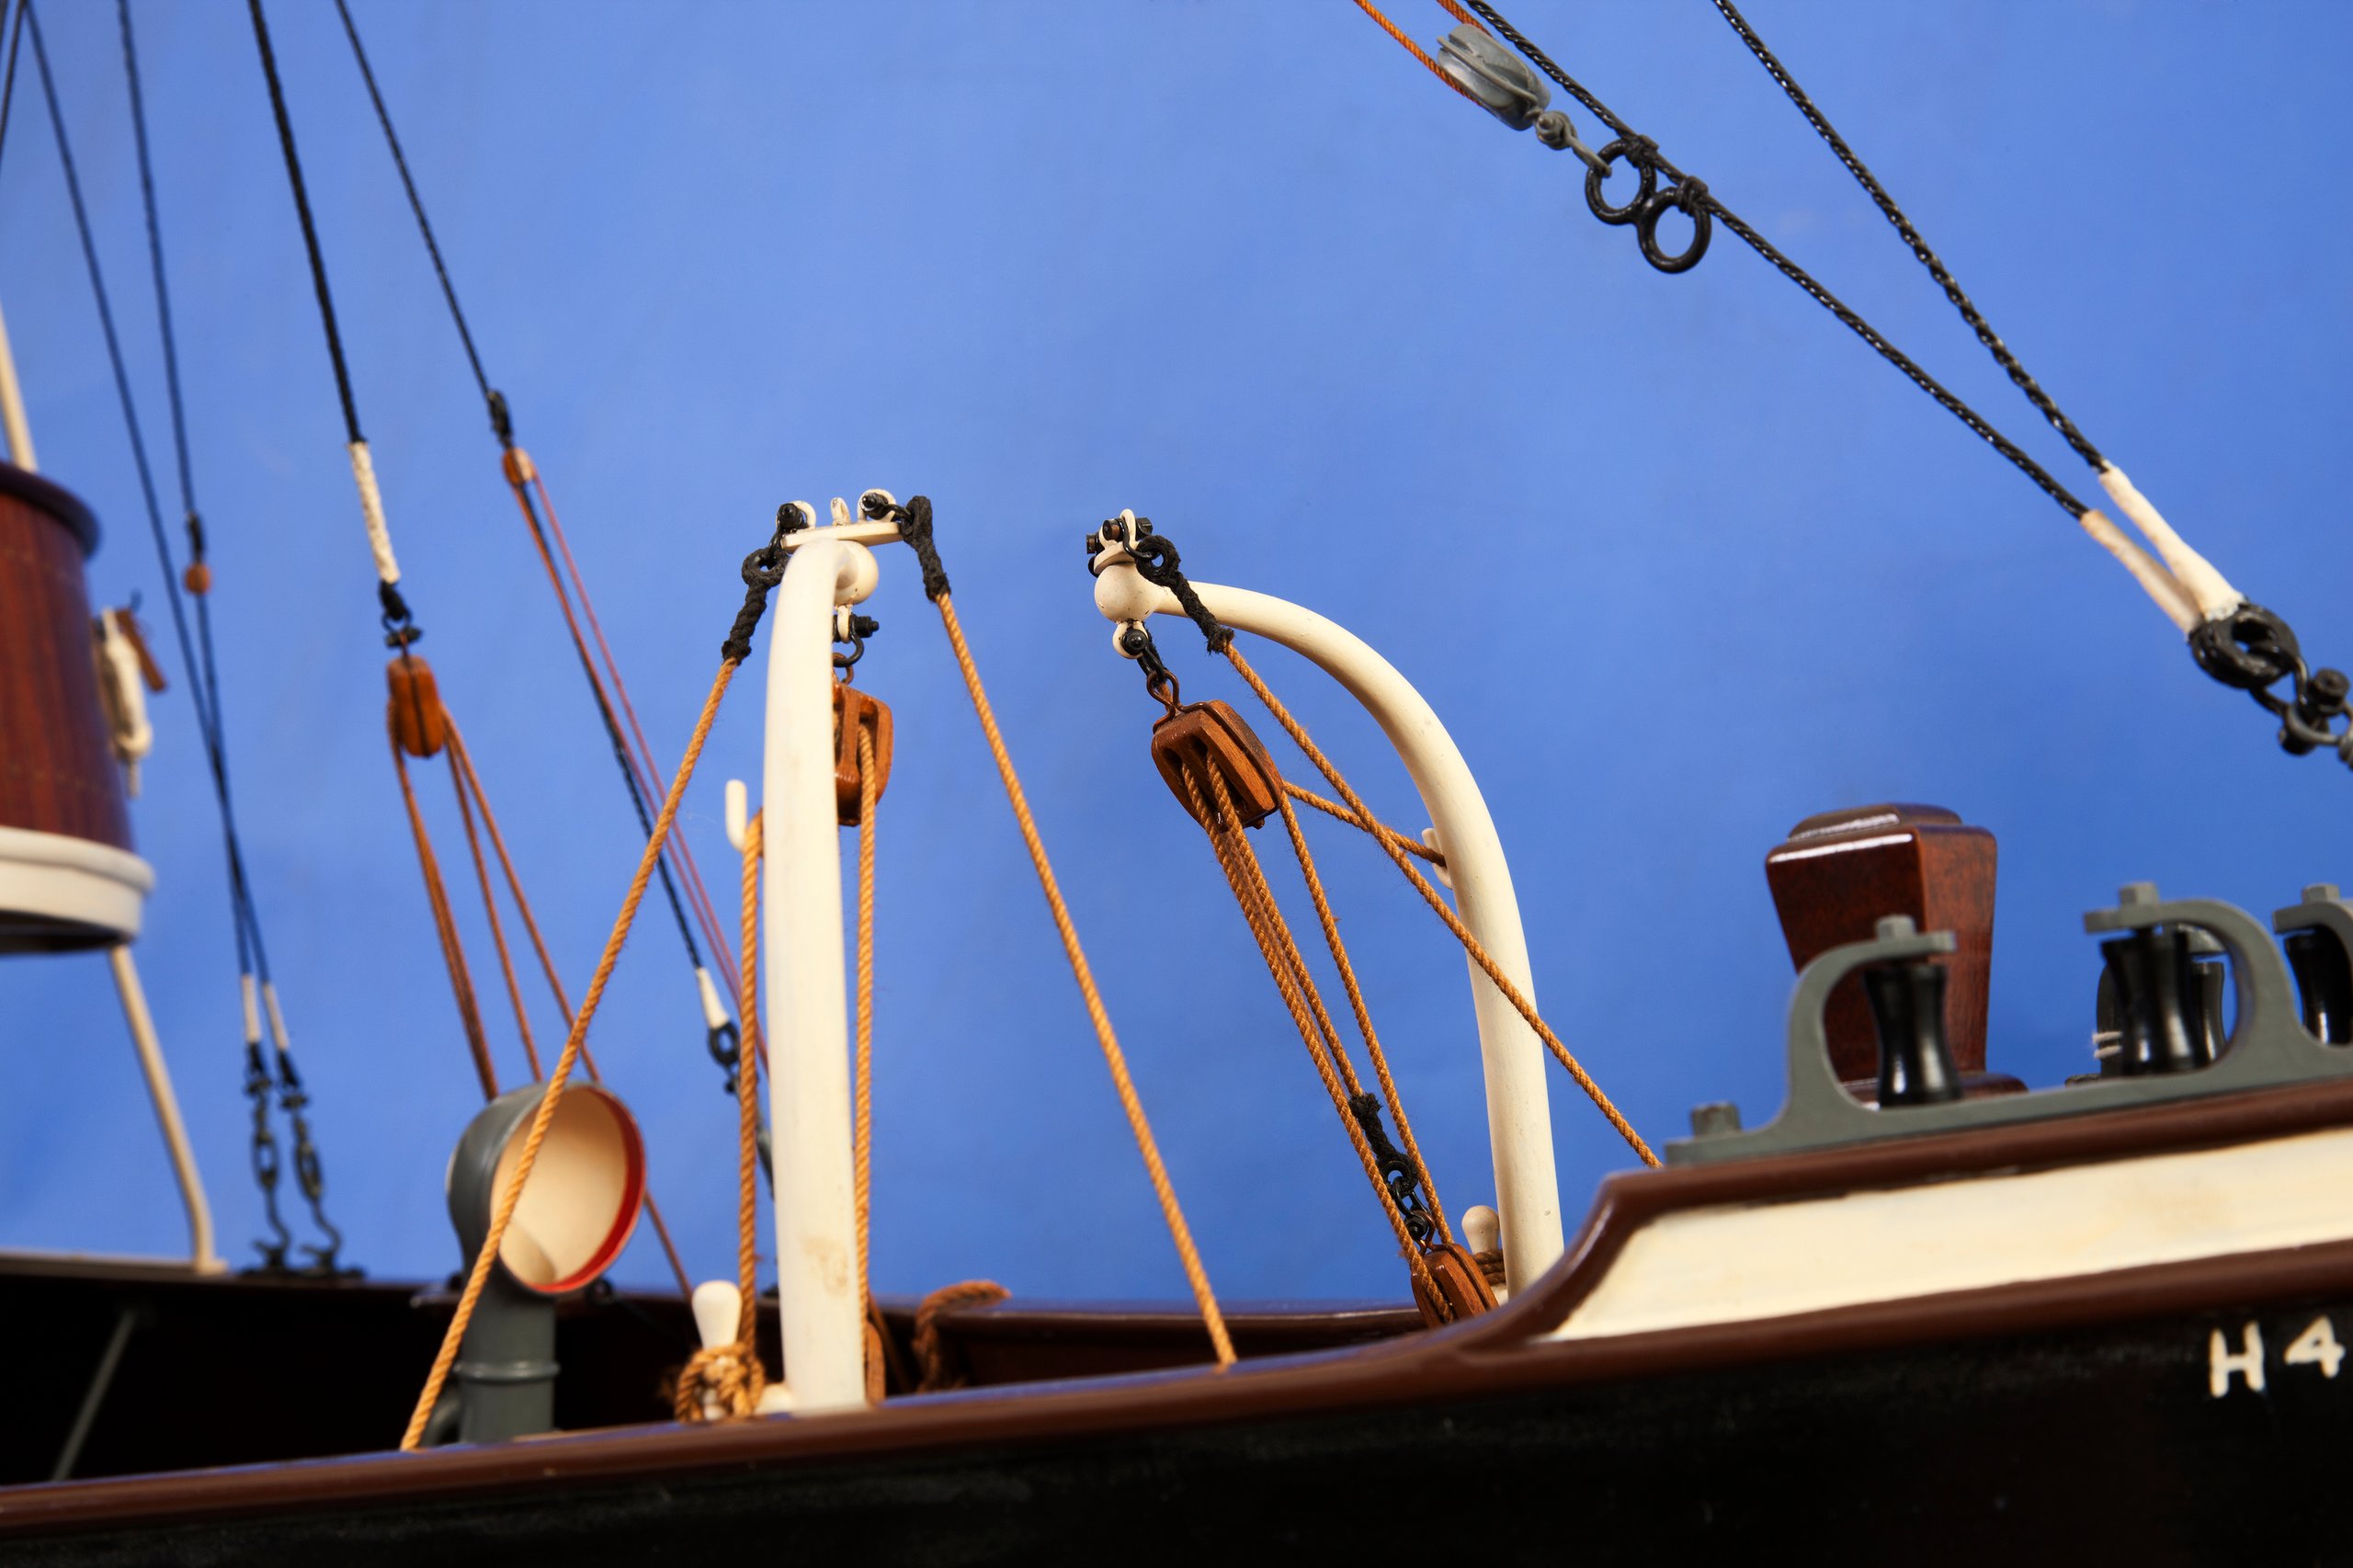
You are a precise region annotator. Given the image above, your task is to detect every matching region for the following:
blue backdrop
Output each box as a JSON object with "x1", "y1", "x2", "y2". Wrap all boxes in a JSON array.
[{"x1": 2, "y1": 0, "x2": 2347, "y2": 1304}]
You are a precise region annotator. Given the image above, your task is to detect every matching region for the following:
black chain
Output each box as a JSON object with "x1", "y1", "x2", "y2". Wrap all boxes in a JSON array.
[{"x1": 1348, "y1": 1093, "x2": 1437, "y2": 1247}]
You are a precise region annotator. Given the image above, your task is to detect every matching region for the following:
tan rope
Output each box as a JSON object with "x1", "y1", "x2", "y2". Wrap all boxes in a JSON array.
[
  {"x1": 1224, "y1": 646, "x2": 1659, "y2": 1168},
  {"x1": 853, "y1": 720, "x2": 879, "y2": 1341},
  {"x1": 1181, "y1": 760, "x2": 1438, "y2": 1299},
  {"x1": 402, "y1": 656, "x2": 740, "y2": 1451},
  {"x1": 391, "y1": 742, "x2": 498, "y2": 1100},
  {"x1": 445, "y1": 744, "x2": 542, "y2": 1080},
  {"x1": 675, "y1": 807, "x2": 772, "y2": 1423},
  {"x1": 503, "y1": 456, "x2": 740, "y2": 992},
  {"x1": 444, "y1": 719, "x2": 693, "y2": 1301},
  {"x1": 913, "y1": 1279, "x2": 1009, "y2": 1392},
  {"x1": 934, "y1": 595, "x2": 1233, "y2": 1368},
  {"x1": 1354, "y1": 0, "x2": 1483, "y2": 101},
  {"x1": 1282, "y1": 780, "x2": 1442, "y2": 866},
  {"x1": 1273, "y1": 790, "x2": 1449, "y2": 1244}
]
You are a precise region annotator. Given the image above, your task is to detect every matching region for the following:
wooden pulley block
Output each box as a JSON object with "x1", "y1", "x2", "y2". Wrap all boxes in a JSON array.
[
  {"x1": 386, "y1": 653, "x2": 449, "y2": 758},
  {"x1": 1410, "y1": 1240, "x2": 1499, "y2": 1330},
  {"x1": 833, "y1": 683, "x2": 893, "y2": 825},
  {"x1": 1152, "y1": 700, "x2": 1282, "y2": 829}
]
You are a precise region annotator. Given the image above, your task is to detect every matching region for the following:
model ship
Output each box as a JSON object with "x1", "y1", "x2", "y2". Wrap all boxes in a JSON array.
[{"x1": 0, "y1": 2, "x2": 2347, "y2": 1562}]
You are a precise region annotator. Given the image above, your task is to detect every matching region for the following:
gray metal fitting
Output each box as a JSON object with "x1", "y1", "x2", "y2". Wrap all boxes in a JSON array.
[{"x1": 1437, "y1": 24, "x2": 1550, "y2": 131}]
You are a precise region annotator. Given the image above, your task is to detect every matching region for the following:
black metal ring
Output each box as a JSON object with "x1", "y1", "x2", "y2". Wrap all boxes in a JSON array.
[
  {"x1": 1635, "y1": 187, "x2": 1712, "y2": 274},
  {"x1": 1585, "y1": 139, "x2": 1656, "y2": 226},
  {"x1": 2189, "y1": 603, "x2": 2301, "y2": 692}
]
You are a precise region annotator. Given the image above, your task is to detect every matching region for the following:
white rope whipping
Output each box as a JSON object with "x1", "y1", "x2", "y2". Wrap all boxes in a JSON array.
[
  {"x1": 2096, "y1": 465, "x2": 2243, "y2": 622},
  {"x1": 347, "y1": 439, "x2": 402, "y2": 585}
]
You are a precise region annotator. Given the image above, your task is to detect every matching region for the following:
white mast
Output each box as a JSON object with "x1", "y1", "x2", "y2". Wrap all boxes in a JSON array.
[
  {"x1": 759, "y1": 516, "x2": 885, "y2": 1413},
  {"x1": 1093, "y1": 553, "x2": 1568, "y2": 1297}
]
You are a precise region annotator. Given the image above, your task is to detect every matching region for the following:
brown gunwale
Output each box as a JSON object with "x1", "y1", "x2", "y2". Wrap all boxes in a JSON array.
[{"x1": 8, "y1": 1070, "x2": 2353, "y2": 1538}]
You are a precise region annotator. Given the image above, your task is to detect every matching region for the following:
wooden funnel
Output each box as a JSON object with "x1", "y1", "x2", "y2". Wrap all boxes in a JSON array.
[{"x1": 1764, "y1": 804, "x2": 1998, "y2": 1090}]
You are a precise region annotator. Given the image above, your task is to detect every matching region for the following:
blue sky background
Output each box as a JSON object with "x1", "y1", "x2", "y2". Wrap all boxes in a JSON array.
[{"x1": 2, "y1": 0, "x2": 2348, "y2": 1305}]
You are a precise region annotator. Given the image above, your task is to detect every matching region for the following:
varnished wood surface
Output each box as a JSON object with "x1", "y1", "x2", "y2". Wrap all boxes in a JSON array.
[
  {"x1": 0, "y1": 465, "x2": 129, "y2": 860},
  {"x1": 1766, "y1": 803, "x2": 1996, "y2": 1081}
]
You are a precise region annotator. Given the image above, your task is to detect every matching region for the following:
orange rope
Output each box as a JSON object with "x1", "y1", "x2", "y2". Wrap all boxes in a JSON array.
[
  {"x1": 500, "y1": 453, "x2": 740, "y2": 994},
  {"x1": 1282, "y1": 780, "x2": 1442, "y2": 866},
  {"x1": 446, "y1": 744, "x2": 542, "y2": 1080},
  {"x1": 1273, "y1": 790, "x2": 1449, "y2": 1244},
  {"x1": 444, "y1": 720, "x2": 694, "y2": 1301},
  {"x1": 1224, "y1": 646, "x2": 1660, "y2": 1168},
  {"x1": 853, "y1": 720, "x2": 880, "y2": 1338},
  {"x1": 1353, "y1": 0, "x2": 1482, "y2": 102},
  {"x1": 402, "y1": 655, "x2": 740, "y2": 1450},
  {"x1": 1181, "y1": 759, "x2": 1438, "y2": 1298},
  {"x1": 676, "y1": 808, "x2": 771, "y2": 1422},
  {"x1": 1435, "y1": 0, "x2": 1486, "y2": 29},
  {"x1": 535, "y1": 471, "x2": 741, "y2": 986},
  {"x1": 734, "y1": 816, "x2": 766, "y2": 1356},
  {"x1": 934, "y1": 595, "x2": 1233, "y2": 1368},
  {"x1": 391, "y1": 742, "x2": 498, "y2": 1100}
]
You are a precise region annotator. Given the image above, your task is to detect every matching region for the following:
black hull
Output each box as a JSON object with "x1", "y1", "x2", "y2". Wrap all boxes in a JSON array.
[{"x1": 10, "y1": 1286, "x2": 2351, "y2": 1566}]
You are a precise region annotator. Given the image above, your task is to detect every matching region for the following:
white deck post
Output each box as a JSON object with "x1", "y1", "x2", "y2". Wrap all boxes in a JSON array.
[
  {"x1": 760, "y1": 534, "x2": 877, "y2": 1412},
  {"x1": 108, "y1": 944, "x2": 222, "y2": 1273},
  {"x1": 1096, "y1": 564, "x2": 1568, "y2": 1295}
]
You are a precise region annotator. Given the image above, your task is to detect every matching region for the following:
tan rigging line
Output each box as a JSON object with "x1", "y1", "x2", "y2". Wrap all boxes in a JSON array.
[
  {"x1": 1353, "y1": 0, "x2": 1483, "y2": 101},
  {"x1": 403, "y1": 649, "x2": 746, "y2": 1451},
  {"x1": 930, "y1": 591, "x2": 1234, "y2": 1369},
  {"x1": 445, "y1": 749, "x2": 541, "y2": 1082},
  {"x1": 675, "y1": 811, "x2": 773, "y2": 1422},
  {"x1": 1223, "y1": 646, "x2": 1660, "y2": 1169},
  {"x1": 392, "y1": 742, "x2": 499, "y2": 1101},
  {"x1": 444, "y1": 718, "x2": 694, "y2": 1301},
  {"x1": 853, "y1": 721, "x2": 880, "y2": 1351},
  {"x1": 1178, "y1": 761, "x2": 1442, "y2": 1301},
  {"x1": 1271, "y1": 788, "x2": 1449, "y2": 1245},
  {"x1": 1281, "y1": 780, "x2": 1442, "y2": 867},
  {"x1": 501, "y1": 449, "x2": 740, "y2": 993}
]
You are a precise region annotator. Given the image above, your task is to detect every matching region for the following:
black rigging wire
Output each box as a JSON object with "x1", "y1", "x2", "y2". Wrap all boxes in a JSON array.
[
  {"x1": 246, "y1": 0, "x2": 363, "y2": 449},
  {"x1": 329, "y1": 0, "x2": 496, "y2": 429},
  {"x1": 0, "y1": 0, "x2": 26, "y2": 181},
  {"x1": 1461, "y1": 0, "x2": 2089, "y2": 519},
  {"x1": 329, "y1": 0, "x2": 713, "y2": 982},
  {"x1": 20, "y1": 0, "x2": 347, "y2": 1266},
  {"x1": 1706, "y1": 0, "x2": 2106, "y2": 474},
  {"x1": 119, "y1": 0, "x2": 347, "y2": 1267}
]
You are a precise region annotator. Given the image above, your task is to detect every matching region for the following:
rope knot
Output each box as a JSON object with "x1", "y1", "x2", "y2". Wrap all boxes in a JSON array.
[
  {"x1": 674, "y1": 1342, "x2": 767, "y2": 1422},
  {"x1": 1669, "y1": 174, "x2": 1710, "y2": 213},
  {"x1": 1129, "y1": 534, "x2": 1233, "y2": 653},
  {"x1": 895, "y1": 495, "x2": 952, "y2": 602},
  {"x1": 722, "y1": 527, "x2": 790, "y2": 664}
]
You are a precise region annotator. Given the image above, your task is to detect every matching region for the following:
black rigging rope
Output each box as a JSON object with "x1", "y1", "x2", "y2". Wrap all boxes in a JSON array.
[
  {"x1": 119, "y1": 0, "x2": 348, "y2": 1270},
  {"x1": 21, "y1": 0, "x2": 347, "y2": 1267},
  {"x1": 328, "y1": 1, "x2": 720, "y2": 994},
  {"x1": 1455, "y1": 0, "x2": 2347, "y2": 766},
  {"x1": 247, "y1": 0, "x2": 362, "y2": 449},
  {"x1": 1461, "y1": 0, "x2": 2088, "y2": 519},
  {"x1": 0, "y1": 0, "x2": 26, "y2": 182},
  {"x1": 330, "y1": 0, "x2": 501, "y2": 437},
  {"x1": 1706, "y1": 0, "x2": 2106, "y2": 474}
]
